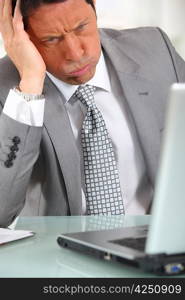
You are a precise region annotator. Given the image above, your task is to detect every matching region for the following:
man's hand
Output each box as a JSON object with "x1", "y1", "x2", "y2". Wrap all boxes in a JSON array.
[{"x1": 0, "y1": 0, "x2": 46, "y2": 94}]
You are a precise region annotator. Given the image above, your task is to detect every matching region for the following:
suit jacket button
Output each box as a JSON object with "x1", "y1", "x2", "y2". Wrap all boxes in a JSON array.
[
  {"x1": 10, "y1": 145, "x2": 19, "y2": 152},
  {"x1": 12, "y1": 136, "x2": 21, "y2": 145},
  {"x1": 4, "y1": 160, "x2": 13, "y2": 168},
  {"x1": 8, "y1": 152, "x2": 17, "y2": 160}
]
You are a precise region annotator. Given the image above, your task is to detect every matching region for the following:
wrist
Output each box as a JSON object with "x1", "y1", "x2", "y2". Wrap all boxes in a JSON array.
[{"x1": 20, "y1": 74, "x2": 45, "y2": 95}]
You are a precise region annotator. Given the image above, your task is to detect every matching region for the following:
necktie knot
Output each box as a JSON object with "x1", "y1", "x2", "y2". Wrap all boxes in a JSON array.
[{"x1": 74, "y1": 84, "x2": 96, "y2": 108}]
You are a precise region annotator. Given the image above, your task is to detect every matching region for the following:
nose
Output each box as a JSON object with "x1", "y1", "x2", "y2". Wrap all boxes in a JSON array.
[{"x1": 63, "y1": 33, "x2": 84, "y2": 62}]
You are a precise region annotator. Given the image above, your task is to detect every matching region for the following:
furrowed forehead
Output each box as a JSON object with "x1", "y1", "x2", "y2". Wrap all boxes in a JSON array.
[{"x1": 26, "y1": 1, "x2": 93, "y2": 36}]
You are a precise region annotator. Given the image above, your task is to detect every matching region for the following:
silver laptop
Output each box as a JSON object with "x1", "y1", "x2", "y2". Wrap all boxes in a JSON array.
[{"x1": 57, "y1": 84, "x2": 185, "y2": 275}]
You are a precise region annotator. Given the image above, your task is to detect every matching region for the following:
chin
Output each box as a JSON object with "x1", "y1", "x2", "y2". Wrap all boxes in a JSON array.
[{"x1": 67, "y1": 68, "x2": 96, "y2": 85}]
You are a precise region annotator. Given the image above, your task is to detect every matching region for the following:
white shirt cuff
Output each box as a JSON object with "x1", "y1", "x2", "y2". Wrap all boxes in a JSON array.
[{"x1": 3, "y1": 89, "x2": 45, "y2": 127}]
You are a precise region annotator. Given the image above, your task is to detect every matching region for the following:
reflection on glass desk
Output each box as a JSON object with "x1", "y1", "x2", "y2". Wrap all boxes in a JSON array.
[{"x1": 0, "y1": 215, "x2": 184, "y2": 278}]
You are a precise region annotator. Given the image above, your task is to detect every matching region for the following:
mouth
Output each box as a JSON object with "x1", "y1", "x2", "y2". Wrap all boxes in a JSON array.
[{"x1": 68, "y1": 64, "x2": 91, "y2": 77}]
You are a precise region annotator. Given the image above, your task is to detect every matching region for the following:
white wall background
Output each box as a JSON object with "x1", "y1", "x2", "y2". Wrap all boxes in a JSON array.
[
  {"x1": 0, "y1": 0, "x2": 185, "y2": 58},
  {"x1": 96, "y1": 0, "x2": 185, "y2": 59}
]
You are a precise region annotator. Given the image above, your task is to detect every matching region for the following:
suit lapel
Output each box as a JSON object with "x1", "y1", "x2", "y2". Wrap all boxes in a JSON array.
[
  {"x1": 43, "y1": 77, "x2": 82, "y2": 214},
  {"x1": 101, "y1": 31, "x2": 163, "y2": 184}
]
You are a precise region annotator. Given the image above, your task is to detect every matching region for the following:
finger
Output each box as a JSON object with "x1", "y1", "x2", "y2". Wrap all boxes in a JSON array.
[
  {"x1": 13, "y1": 0, "x2": 24, "y2": 31},
  {"x1": 0, "y1": 0, "x2": 5, "y2": 31},
  {"x1": 3, "y1": 0, "x2": 12, "y2": 17},
  {"x1": 14, "y1": 0, "x2": 22, "y2": 21},
  {"x1": 0, "y1": 0, "x2": 5, "y2": 19},
  {"x1": 0, "y1": 0, "x2": 14, "y2": 38}
]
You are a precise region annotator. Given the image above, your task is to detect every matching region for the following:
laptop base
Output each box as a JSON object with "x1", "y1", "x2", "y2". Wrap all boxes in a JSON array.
[{"x1": 57, "y1": 236, "x2": 185, "y2": 276}]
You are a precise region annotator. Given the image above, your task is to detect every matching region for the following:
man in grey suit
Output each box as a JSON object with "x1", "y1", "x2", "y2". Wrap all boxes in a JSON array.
[{"x1": 0, "y1": 0, "x2": 185, "y2": 227}]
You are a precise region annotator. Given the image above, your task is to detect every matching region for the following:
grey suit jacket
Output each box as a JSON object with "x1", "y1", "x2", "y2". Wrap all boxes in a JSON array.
[{"x1": 0, "y1": 27, "x2": 185, "y2": 227}]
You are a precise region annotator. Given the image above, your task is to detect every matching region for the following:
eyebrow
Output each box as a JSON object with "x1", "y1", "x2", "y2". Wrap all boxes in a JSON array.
[{"x1": 39, "y1": 18, "x2": 89, "y2": 41}]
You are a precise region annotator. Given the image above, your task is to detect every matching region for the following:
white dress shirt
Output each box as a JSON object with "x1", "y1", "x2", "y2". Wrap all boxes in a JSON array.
[
  {"x1": 3, "y1": 52, "x2": 153, "y2": 214},
  {"x1": 3, "y1": 89, "x2": 45, "y2": 127}
]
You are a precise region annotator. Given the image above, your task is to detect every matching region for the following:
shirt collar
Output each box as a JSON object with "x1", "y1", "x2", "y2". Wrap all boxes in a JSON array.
[{"x1": 46, "y1": 51, "x2": 111, "y2": 103}]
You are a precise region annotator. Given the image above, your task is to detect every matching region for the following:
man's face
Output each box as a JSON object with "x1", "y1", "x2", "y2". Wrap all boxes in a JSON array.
[{"x1": 27, "y1": 0, "x2": 101, "y2": 85}]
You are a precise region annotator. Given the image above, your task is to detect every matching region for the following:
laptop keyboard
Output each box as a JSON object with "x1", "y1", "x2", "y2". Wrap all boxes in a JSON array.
[{"x1": 110, "y1": 237, "x2": 147, "y2": 252}]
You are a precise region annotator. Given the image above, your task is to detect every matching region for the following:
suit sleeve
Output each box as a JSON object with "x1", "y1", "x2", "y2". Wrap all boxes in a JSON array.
[
  {"x1": 0, "y1": 100, "x2": 43, "y2": 227},
  {"x1": 157, "y1": 27, "x2": 185, "y2": 82}
]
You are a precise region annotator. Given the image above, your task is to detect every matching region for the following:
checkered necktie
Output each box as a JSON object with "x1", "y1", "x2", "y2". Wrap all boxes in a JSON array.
[{"x1": 74, "y1": 84, "x2": 125, "y2": 215}]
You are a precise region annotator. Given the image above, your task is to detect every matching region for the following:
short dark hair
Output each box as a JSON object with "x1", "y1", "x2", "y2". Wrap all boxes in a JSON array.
[{"x1": 12, "y1": 0, "x2": 96, "y2": 29}]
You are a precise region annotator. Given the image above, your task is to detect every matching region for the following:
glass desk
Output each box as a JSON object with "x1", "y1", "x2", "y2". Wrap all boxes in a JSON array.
[{"x1": 0, "y1": 216, "x2": 184, "y2": 278}]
